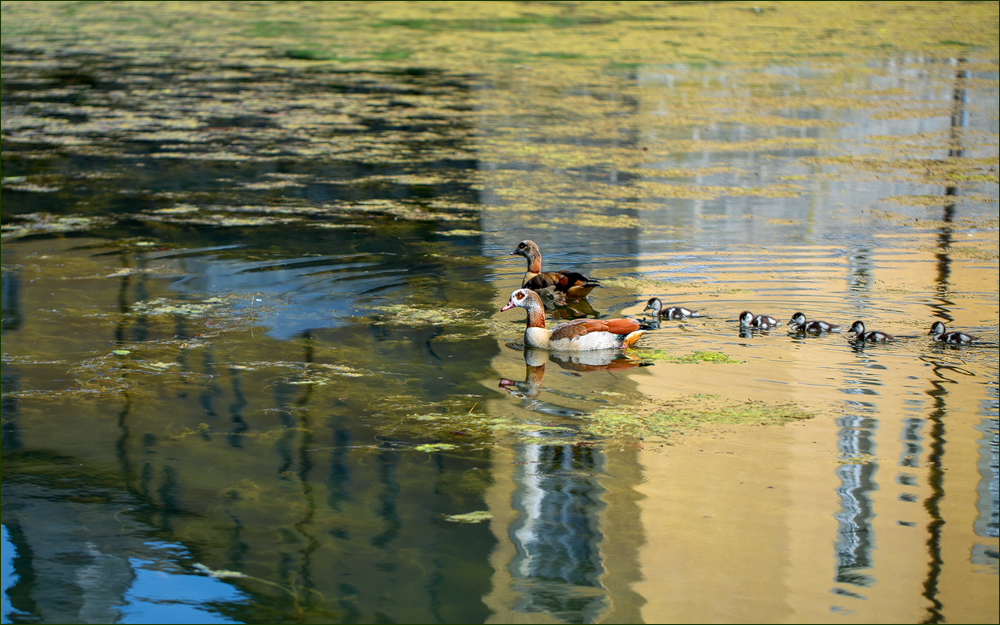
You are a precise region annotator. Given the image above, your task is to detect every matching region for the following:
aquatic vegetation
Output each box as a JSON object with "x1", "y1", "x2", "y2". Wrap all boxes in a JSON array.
[
  {"x1": 443, "y1": 510, "x2": 492, "y2": 523},
  {"x1": 3, "y1": 1, "x2": 994, "y2": 244},
  {"x1": 370, "y1": 401, "x2": 579, "y2": 445},
  {"x1": 377, "y1": 393, "x2": 814, "y2": 446},
  {"x1": 585, "y1": 397, "x2": 814, "y2": 441},
  {"x1": 602, "y1": 276, "x2": 704, "y2": 292},
  {"x1": 335, "y1": 199, "x2": 478, "y2": 222},
  {"x1": 192, "y1": 563, "x2": 326, "y2": 604},
  {"x1": 1, "y1": 213, "x2": 108, "y2": 240},
  {"x1": 360, "y1": 303, "x2": 484, "y2": 326},
  {"x1": 414, "y1": 443, "x2": 458, "y2": 452},
  {"x1": 484, "y1": 318, "x2": 525, "y2": 340},
  {"x1": 282, "y1": 365, "x2": 367, "y2": 384},
  {"x1": 0, "y1": 179, "x2": 59, "y2": 193},
  {"x1": 638, "y1": 350, "x2": 744, "y2": 364},
  {"x1": 837, "y1": 453, "x2": 878, "y2": 465},
  {"x1": 129, "y1": 296, "x2": 231, "y2": 317}
]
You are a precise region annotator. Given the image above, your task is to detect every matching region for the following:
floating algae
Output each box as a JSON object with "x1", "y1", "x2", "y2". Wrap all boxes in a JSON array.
[
  {"x1": 583, "y1": 395, "x2": 814, "y2": 441},
  {"x1": 360, "y1": 303, "x2": 484, "y2": 327},
  {"x1": 637, "y1": 350, "x2": 743, "y2": 364},
  {"x1": 443, "y1": 510, "x2": 492, "y2": 524}
]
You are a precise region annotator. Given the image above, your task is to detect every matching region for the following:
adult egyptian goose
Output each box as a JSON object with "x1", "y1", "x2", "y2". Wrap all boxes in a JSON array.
[
  {"x1": 788, "y1": 312, "x2": 841, "y2": 333},
  {"x1": 928, "y1": 321, "x2": 976, "y2": 344},
  {"x1": 510, "y1": 240, "x2": 600, "y2": 299},
  {"x1": 849, "y1": 320, "x2": 894, "y2": 342},
  {"x1": 502, "y1": 289, "x2": 645, "y2": 351},
  {"x1": 644, "y1": 297, "x2": 698, "y2": 319}
]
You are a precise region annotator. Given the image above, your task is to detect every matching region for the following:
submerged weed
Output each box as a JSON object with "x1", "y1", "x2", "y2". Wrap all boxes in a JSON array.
[
  {"x1": 414, "y1": 443, "x2": 458, "y2": 452},
  {"x1": 638, "y1": 350, "x2": 743, "y2": 364},
  {"x1": 442, "y1": 510, "x2": 492, "y2": 523},
  {"x1": 360, "y1": 303, "x2": 483, "y2": 326},
  {"x1": 585, "y1": 397, "x2": 814, "y2": 441},
  {"x1": 1, "y1": 214, "x2": 107, "y2": 240},
  {"x1": 602, "y1": 276, "x2": 704, "y2": 292},
  {"x1": 838, "y1": 453, "x2": 878, "y2": 465}
]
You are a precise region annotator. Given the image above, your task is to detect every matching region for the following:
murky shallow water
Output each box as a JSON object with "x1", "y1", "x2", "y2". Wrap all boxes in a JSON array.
[{"x1": 2, "y1": 3, "x2": 998, "y2": 623}]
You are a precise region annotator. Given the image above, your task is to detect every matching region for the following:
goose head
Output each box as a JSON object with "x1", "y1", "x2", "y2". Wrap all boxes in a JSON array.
[
  {"x1": 510, "y1": 240, "x2": 540, "y2": 260},
  {"x1": 502, "y1": 288, "x2": 542, "y2": 314}
]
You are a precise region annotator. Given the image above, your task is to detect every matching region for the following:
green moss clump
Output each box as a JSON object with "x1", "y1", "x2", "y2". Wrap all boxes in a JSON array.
[
  {"x1": 584, "y1": 397, "x2": 813, "y2": 440},
  {"x1": 442, "y1": 510, "x2": 492, "y2": 523},
  {"x1": 638, "y1": 350, "x2": 743, "y2": 364}
]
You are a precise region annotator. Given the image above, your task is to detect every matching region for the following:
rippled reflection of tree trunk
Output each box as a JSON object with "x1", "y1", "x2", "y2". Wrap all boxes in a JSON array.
[
  {"x1": 931, "y1": 57, "x2": 967, "y2": 315},
  {"x1": 921, "y1": 375, "x2": 947, "y2": 624},
  {"x1": 1, "y1": 267, "x2": 24, "y2": 449},
  {"x1": 113, "y1": 248, "x2": 150, "y2": 343},
  {"x1": 112, "y1": 247, "x2": 153, "y2": 510},
  {"x1": 920, "y1": 57, "x2": 969, "y2": 625},
  {"x1": 1, "y1": 266, "x2": 23, "y2": 333},
  {"x1": 273, "y1": 331, "x2": 321, "y2": 606}
]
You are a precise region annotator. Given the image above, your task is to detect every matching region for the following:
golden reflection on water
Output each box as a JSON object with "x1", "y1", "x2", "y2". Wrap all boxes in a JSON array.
[
  {"x1": 631, "y1": 353, "x2": 996, "y2": 623},
  {"x1": 480, "y1": 100, "x2": 997, "y2": 620},
  {"x1": 481, "y1": 334, "x2": 996, "y2": 622}
]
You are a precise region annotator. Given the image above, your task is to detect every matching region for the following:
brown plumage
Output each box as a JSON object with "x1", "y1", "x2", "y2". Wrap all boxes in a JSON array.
[
  {"x1": 548, "y1": 317, "x2": 642, "y2": 342},
  {"x1": 502, "y1": 288, "x2": 645, "y2": 350},
  {"x1": 511, "y1": 240, "x2": 600, "y2": 299}
]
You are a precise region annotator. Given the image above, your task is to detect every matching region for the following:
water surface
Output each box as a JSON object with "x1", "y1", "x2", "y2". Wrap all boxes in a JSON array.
[{"x1": 2, "y1": 3, "x2": 998, "y2": 623}]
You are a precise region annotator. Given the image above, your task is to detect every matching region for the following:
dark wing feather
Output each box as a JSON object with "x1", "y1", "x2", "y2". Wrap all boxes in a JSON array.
[
  {"x1": 552, "y1": 270, "x2": 598, "y2": 287},
  {"x1": 524, "y1": 270, "x2": 600, "y2": 298},
  {"x1": 553, "y1": 271, "x2": 600, "y2": 298},
  {"x1": 524, "y1": 272, "x2": 564, "y2": 290}
]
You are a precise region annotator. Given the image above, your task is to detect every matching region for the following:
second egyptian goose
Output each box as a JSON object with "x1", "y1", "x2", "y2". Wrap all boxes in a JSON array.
[
  {"x1": 501, "y1": 289, "x2": 645, "y2": 351},
  {"x1": 511, "y1": 240, "x2": 600, "y2": 299}
]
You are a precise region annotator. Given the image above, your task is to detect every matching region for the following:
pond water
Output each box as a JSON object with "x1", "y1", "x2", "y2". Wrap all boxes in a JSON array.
[{"x1": 2, "y1": 3, "x2": 998, "y2": 624}]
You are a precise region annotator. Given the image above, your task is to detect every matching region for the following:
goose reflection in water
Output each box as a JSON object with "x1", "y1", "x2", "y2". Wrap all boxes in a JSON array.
[
  {"x1": 499, "y1": 347, "x2": 648, "y2": 418},
  {"x1": 545, "y1": 296, "x2": 600, "y2": 321}
]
